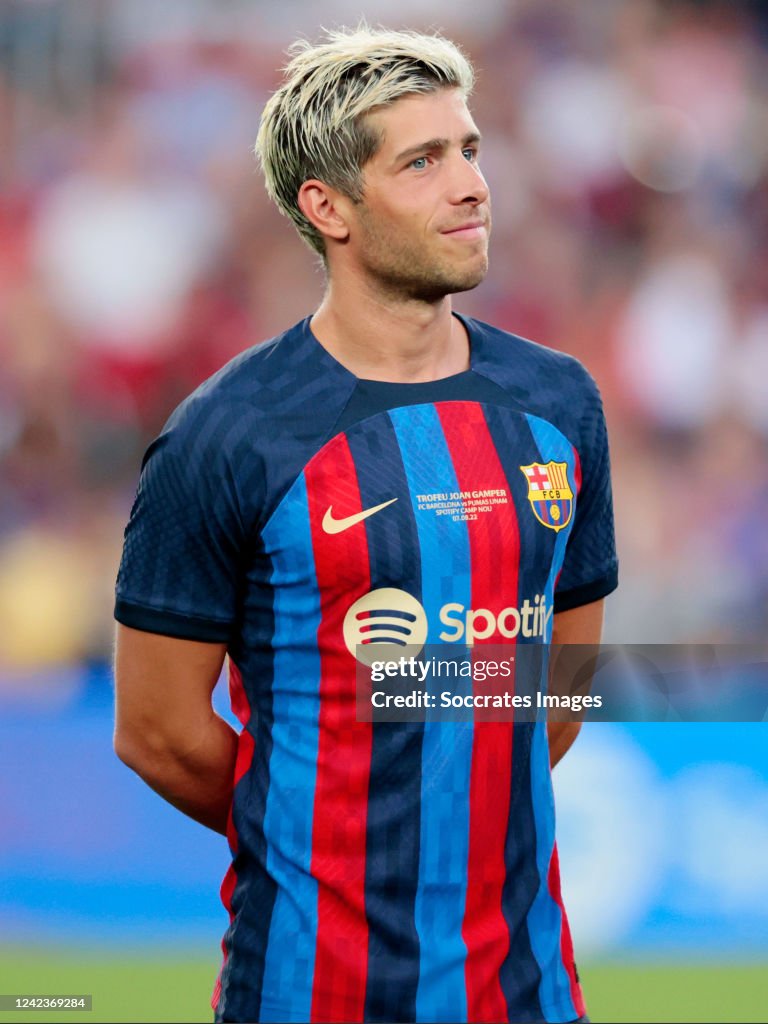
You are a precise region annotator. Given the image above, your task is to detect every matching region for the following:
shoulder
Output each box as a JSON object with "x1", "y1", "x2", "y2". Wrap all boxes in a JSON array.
[
  {"x1": 133, "y1": 323, "x2": 313, "y2": 521},
  {"x1": 469, "y1": 316, "x2": 599, "y2": 395},
  {"x1": 155, "y1": 315, "x2": 356, "y2": 464},
  {"x1": 163, "y1": 319, "x2": 310, "y2": 442},
  {"x1": 138, "y1": 317, "x2": 357, "y2": 527},
  {"x1": 466, "y1": 316, "x2": 604, "y2": 444}
]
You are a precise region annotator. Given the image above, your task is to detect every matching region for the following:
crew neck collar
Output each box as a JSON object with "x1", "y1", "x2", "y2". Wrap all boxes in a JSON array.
[{"x1": 300, "y1": 311, "x2": 478, "y2": 387}]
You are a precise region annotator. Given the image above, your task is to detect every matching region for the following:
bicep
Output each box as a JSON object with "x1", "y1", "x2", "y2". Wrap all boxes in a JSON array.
[
  {"x1": 114, "y1": 624, "x2": 227, "y2": 752},
  {"x1": 552, "y1": 598, "x2": 604, "y2": 646},
  {"x1": 547, "y1": 599, "x2": 604, "y2": 765},
  {"x1": 551, "y1": 597, "x2": 605, "y2": 702}
]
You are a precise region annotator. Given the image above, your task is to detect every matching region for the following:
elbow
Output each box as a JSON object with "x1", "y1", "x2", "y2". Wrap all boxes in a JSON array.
[
  {"x1": 113, "y1": 726, "x2": 146, "y2": 771},
  {"x1": 113, "y1": 722, "x2": 171, "y2": 775}
]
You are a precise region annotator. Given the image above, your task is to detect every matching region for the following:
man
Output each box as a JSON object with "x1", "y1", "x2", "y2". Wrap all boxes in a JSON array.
[{"x1": 113, "y1": 25, "x2": 617, "y2": 1024}]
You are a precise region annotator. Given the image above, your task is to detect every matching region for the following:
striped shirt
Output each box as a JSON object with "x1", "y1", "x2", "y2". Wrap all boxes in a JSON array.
[{"x1": 115, "y1": 313, "x2": 618, "y2": 1023}]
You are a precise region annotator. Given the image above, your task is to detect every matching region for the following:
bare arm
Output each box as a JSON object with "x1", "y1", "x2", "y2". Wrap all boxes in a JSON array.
[
  {"x1": 113, "y1": 624, "x2": 238, "y2": 835},
  {"x1": 548, "y1": 599, "x2": 604, "y2": 768}
]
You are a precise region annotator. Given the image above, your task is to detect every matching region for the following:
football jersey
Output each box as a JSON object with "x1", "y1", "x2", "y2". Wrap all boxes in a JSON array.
[{"x1": 115, "y1": 313, "x2": 618, "y2": 1024}]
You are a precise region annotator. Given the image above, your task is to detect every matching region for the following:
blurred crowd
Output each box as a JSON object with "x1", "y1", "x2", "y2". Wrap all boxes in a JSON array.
[{"x1": 1, "y1": 0, "x2": 767, "y2": 669}]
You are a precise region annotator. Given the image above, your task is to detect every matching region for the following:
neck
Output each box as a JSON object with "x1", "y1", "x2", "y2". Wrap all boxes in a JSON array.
[{"x1": 309, "y1": 271, "x2": 470, "y2": 383}]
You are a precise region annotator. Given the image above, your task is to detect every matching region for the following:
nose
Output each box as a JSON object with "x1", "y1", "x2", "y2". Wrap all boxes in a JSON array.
[{"x1": 447, "y1": 150, "x2": 490, "y2": 207}]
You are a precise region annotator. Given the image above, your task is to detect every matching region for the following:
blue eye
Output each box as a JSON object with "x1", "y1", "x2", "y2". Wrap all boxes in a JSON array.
[
  {"x1": 462, "y1": 148, "x2": 477, "y2": 161},
  {"x1": 411, "y1": 156, "x2": 428, "y2": 170}
]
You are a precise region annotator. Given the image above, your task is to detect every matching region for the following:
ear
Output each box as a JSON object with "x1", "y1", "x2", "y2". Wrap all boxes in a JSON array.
[{"x1": 297, "y1": 180, "x2": 352, "y2": 245}]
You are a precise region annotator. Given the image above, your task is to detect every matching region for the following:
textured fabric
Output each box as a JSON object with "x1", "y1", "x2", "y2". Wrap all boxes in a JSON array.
[{"x1": 115, "y1": 314, "x2": 618, "y2": 1023}]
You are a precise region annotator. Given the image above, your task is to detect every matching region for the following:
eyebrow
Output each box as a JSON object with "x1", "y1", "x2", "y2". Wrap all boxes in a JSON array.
[{"x1": 393, "y1": 131, "x2": 482, "y2": 165}]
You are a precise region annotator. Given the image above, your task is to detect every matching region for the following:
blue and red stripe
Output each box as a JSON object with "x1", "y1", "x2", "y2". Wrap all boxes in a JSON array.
[
  {"x1": 437, "y1": 401, "x2": 517, "y2": 1024},
  {"x1": 304, "y1": 435, "x2": 374, "y2": 1023},
  {"x1": 215, "y1": 630, "x2": 278, "y2": 1020},
  {"x1": 258, "y1": 475, "x2": 323, "y2": 1022},
  {"x1": 484, "y1": 405, "x2": 558, "y2": 1021},
  {"x1": 389, "y1": 403, "x2": 473, "y2": 1024},
  {"x1": 220, "y1": 402, "x2": 589, "y2": 1022},
  {"x1": 347, "y1": 417, "x2": 424, "y2": 1024}
]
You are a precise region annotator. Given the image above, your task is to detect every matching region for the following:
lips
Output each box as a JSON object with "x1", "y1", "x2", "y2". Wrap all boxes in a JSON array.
[{"x1": 441, "y1": 220, "x2": 487, "y2": 236}]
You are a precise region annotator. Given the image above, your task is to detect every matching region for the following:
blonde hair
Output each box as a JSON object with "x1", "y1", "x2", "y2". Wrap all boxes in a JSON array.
[{"x1": 255, "y1": 25, "x2": 475, "y2": 257}]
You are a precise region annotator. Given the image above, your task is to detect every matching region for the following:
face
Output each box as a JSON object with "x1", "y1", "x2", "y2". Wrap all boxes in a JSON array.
[{"x1": 345, "y1": 88, "x2": 491, "y2": 301}]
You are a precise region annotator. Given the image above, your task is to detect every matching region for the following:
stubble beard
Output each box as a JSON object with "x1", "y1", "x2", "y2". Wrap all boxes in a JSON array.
[{"x1": 356, "y1": 207, "x2": 489, "y2": 304}]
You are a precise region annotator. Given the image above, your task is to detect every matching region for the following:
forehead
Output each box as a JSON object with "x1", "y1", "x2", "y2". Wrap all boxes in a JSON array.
[{"x1": 367, "y1": 88, "x2": 479, "y2": 155}]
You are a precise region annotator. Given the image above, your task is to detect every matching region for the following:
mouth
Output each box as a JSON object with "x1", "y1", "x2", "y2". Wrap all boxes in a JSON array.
[{"x1": 440, "y1": 221, "x2": 488, "y2": 239}]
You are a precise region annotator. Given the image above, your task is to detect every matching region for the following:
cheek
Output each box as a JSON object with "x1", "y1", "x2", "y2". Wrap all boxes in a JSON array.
[
  {"x1": 369, "y1": 183, "x2": 431, "y2": 228},
  {"x1": 400, "y1": 203, "x2": 439, "y2": 245},
  {"x1": 370, "y1": 209, "x2": 425, "y2": 248},
  {"x1": 357, "y1": 189, "x2": 433, "y2": 251}
]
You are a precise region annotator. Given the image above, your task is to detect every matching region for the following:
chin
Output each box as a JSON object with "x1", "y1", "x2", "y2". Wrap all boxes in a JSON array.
[
  {"x1": 451, "y1": 266, "x2": 488, "y2": 294},
  {"x1": 404, "y1": 266, "x2": 486, "y2": 302},
  {"x1": 439, "y1": 259, "x2": 489, "y2": 296},
  {"x1": 369, "y1": 250, "x2": 489, "y2": 302}
]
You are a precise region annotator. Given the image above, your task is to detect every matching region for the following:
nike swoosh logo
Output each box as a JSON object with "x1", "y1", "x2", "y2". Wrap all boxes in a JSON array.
[{"x1": 322, "y1": 498, "x2": 398, "y2": 534}]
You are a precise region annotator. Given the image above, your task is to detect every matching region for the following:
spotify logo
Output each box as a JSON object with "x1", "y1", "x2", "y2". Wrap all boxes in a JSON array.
[
  {"x1": 343, "y1": 588, "x2": 428, "y2": 665},
  {"x1": 343, "y1": 588, "x2": 551, "y2": 663}
]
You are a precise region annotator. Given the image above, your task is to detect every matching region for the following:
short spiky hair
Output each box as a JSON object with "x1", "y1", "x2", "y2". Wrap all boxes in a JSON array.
[{"x1": 255, "y1": 25, "x2": 475, "y2": 257}]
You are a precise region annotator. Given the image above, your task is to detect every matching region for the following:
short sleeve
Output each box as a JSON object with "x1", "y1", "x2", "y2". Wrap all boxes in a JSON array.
[
  {"x1": 114, "y1": 400, "x2": 254, "y2": 642},
  {"x1": 554, "y1": 372, "x2": 619, "y2": 612}
]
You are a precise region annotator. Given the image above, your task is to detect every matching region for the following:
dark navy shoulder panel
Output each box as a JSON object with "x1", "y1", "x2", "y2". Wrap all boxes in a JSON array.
[
  {"x1": 115, "y1": 318, "x2": 358, "y2": 640},
  {"x1": 162, "y1": 318, "x2": 359, "y2": 530}
]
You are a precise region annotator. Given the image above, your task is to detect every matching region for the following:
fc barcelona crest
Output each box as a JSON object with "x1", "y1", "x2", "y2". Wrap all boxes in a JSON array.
[{"x1": 519, "y1": 461, "x2": 574, "y2": 532}]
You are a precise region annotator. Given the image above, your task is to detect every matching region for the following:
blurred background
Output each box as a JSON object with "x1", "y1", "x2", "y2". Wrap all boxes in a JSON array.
[{"x1": 0, "y1": 1, "x2": 766, "y2": 1022}]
